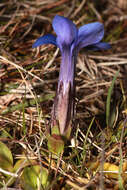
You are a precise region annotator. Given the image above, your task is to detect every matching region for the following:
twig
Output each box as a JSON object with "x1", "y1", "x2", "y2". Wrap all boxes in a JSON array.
[
  {"x1": 0, "y1": 56, "x2": 44, "y2": 83},
  {"x1": 97, "y1": 61, "x2": 127, "y2": 66},
  {"x1": 0, "y1": 168, "x2": 18, "y2": 178},
  {"x1": 71, "y1": 0, "x2": 86, "y2": 18}
]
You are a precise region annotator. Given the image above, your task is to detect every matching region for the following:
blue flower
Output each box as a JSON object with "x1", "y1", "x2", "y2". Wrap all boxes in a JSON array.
[
  {"x1": 32, "y1": 15, "x2": 110, "y2": 90},
  {"x1": 32, "y1": 15, "x2": 110, "y2": 136}
]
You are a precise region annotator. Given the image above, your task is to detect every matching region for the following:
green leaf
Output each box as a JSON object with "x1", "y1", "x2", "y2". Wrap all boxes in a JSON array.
[
  {"x1": 0, "y1": 129, "x2": 13, "y2": 139},
  {"x1": 21, "y1": 165, "x2": 49, "y2": 190},
  {"x1": 0, "y1": 141, "x2": 14, "y2": 187},
  {"x1": 0, "y1": 141, "x2": 13, "y2": 168},
  {"x1": 106, "y1": 70, "x2": 119, "y2": 127},
  {"x1": 47, "y1": 135, "x2": 64, "y2": 155},
  {"x1": 14, "y1": 159, "x2": 36, "y2": 172},
  {"x1": 51, "y1": 125, "x2": 60, "y2": 135}
]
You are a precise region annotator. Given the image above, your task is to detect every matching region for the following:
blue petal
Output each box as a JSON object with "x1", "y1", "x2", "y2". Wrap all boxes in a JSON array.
[
  {"x1": 32, "y1": 34, "x2": 57, "y2": 48},
  {"x1": 77, "y1": 22, "x2": 104, "y2": 50},
  {"x1": 86, "y1": 42, "x2": 111, "y2": 51},
  {"x1": 52, "y1": 15, "x2": 78, "y2": 49}
]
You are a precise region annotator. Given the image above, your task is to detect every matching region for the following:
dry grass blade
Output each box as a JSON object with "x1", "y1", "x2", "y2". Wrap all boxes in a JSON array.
[{"x1": 0, "y1": 56, "x2": 44, "y2": 82}]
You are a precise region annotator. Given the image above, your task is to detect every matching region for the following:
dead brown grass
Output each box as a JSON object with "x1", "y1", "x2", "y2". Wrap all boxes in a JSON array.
[{"x1": 0, "y1": 0, "x2": 127, "y2": 189}]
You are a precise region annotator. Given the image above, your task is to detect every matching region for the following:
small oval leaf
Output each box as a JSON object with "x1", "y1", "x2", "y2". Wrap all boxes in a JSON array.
[
  {"x1": 0, "y1": 141, "x2": 13, "y2": 167},
  {"x1": 21, "y1": 165, "x2": 49, "y2": 190}
]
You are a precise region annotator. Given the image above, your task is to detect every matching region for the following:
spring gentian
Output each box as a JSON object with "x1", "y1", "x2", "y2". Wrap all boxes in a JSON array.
[{"x1": 32, "y1": 15, "x2": 110, "y2": 138}]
